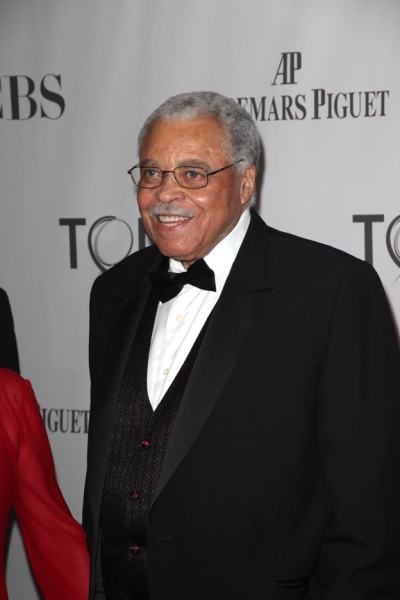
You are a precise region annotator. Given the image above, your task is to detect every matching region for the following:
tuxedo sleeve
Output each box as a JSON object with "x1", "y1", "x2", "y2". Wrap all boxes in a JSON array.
[
  {"x1": 88, "y1": 273, "x2": 111, "y2": 396},
  {"x1": 14, "y1": 379, "x2": 90, "y2": 600},
  {"x1": 309, "y1": 260, "x2": 400, "y2": 597}
]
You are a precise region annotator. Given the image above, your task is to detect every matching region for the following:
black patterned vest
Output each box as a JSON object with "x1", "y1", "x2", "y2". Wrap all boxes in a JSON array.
[{"x1": 100, "y1": 290, "x2": 211, "y2": 600}]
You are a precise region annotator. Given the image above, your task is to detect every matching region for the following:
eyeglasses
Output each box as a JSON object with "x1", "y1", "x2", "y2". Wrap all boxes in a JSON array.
[{"x1": 127, "y1": 159, "x2": 243, "y2": 189}]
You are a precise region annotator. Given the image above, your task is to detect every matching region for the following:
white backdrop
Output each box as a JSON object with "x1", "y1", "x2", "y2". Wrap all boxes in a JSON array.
[{"x1": 1, "y1": 0, "x2": 399, "y2": 597}]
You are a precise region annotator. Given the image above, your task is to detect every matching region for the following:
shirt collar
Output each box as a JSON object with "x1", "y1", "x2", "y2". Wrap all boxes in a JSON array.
[{"x1": 169, "y1": 208, "x2": 251, "y2": 293}]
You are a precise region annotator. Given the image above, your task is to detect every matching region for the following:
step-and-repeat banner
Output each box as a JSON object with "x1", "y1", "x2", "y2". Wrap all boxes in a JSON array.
[{"x1": 1, "y1": 0, "x2": 399, "y2": 597}]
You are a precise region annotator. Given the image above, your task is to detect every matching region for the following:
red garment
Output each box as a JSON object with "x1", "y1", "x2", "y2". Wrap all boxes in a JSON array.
[{"x1": 0, "y1": 368, "x2": 89, "y2": 600}]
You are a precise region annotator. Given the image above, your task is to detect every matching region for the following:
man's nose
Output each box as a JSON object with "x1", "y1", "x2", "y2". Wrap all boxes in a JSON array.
[{"x1": 156, "y1": 171, "x2": 185, "y2": 201}]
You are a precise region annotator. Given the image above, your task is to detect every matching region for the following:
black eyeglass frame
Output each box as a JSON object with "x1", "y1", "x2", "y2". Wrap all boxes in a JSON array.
[{"x1": 127, "y1": 159, "x2": 244, "y2": 189}]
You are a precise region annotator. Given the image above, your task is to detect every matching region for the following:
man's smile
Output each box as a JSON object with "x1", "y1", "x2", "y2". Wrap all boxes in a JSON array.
[{"x1": 156, "y1": 214, "x2": 192, "y2": 227}]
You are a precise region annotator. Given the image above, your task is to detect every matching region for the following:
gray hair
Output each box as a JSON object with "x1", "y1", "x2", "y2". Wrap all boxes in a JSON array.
[{"x1": 137, "y1": 91, "x2": 261, "y2": 206}]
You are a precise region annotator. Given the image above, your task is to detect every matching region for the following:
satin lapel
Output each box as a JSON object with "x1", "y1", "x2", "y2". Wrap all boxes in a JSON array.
[
  {"x1": 152, "y1": 211, "x2": 275, "y2": 506},
  {"x1": 87, "y1": 255, "x2": 164, "y2": 519}
]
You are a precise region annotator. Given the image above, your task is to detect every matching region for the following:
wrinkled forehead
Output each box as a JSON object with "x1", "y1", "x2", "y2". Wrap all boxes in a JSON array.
[{"x1": 139, "y1": 117, "x2": 231, "y2": 164}]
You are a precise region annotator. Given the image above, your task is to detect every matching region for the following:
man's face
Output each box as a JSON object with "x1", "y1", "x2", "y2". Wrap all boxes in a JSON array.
[{"x1": 137, "y1": 117, "x2": 255, "y2": 267}]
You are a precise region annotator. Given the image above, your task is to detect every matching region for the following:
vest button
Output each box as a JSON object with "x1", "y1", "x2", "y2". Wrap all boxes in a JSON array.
[
  {"x1": 141, "y1": 439, "x2": 150, "y2": 448},
  {"x1": 129, "y1": 542, "x2": 141, "y2": 553},
  {"x1": 131, "y1": 489, "x2": 139, "y2": 499}
]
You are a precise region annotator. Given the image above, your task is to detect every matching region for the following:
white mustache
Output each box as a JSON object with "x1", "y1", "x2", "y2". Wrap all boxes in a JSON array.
[{"x1": 149, "y1": 203, "x2": 195, "y2": 218}]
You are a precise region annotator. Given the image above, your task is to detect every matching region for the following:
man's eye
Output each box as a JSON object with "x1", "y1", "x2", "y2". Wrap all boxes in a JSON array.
[
  {"x1": 143, "y1": 169, "x2": 159, "y2": 178},
  {"x1": 184, "y1": 169, "x2": 202, "y2": 179}
]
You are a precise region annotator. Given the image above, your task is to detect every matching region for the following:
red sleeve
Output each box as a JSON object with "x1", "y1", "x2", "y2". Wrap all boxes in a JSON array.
[{"x1": 13, "y1": 379, "x2": 89, "y2": 600}]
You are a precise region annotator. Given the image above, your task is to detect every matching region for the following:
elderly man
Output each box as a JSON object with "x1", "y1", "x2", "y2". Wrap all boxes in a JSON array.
[{"x1": 84, "y1": 91, "x2": 400, "y2": 600}]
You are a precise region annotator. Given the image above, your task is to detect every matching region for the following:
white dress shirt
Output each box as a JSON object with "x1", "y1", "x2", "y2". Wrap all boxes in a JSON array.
[{"x1": 147, "y1": 208, "x2": 251, "y2": 409}]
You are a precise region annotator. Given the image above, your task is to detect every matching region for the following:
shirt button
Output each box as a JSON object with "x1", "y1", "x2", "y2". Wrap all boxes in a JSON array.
[
  {"x1": 129, "y1": 542, "x2": 141, "y2": 553},
  {"x1": 141, "y1": 439, "x2": 150, "y2": 448},
  {"x1": 163, "y1": 368, "x2": 169, "y2": 376},
  {"x1": 176, "y1": 314, "x2": 183, "y2": 322}
]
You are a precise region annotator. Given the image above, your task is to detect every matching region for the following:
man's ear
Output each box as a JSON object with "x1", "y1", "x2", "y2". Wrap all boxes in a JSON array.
[{"x1": 240, "y1": 164, "x2": 257, "y2": 206}]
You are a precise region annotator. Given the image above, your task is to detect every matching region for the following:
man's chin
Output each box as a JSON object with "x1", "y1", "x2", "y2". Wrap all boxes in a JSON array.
[
  {"x1": 162, "y1": 250, "x2": 196, "y2": 264},
  {"x1": 153, "y1": 241, "x2": 196, "y2": 263}
]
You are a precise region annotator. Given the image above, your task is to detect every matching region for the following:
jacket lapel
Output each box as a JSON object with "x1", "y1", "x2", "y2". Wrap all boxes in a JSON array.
[{"x1": 152, "y1": 211, "x2": 275, "y2": 506}]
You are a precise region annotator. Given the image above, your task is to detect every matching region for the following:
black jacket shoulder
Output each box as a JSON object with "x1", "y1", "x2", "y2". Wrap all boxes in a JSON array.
[{"x1": 91, "y1": 244, "x2": 160, "y2": 302}]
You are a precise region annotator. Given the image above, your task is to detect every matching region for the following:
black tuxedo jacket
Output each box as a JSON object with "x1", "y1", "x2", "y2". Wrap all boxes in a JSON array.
[
  {"x1": 84, "y1": 210, "x2": 400, "y2": 599},
  {"x1": 0, "y1": 288, "x2": 20, "y2": 374}
]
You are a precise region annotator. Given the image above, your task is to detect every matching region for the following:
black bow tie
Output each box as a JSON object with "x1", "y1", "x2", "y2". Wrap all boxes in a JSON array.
[{"x1": 149, "y1": 258, "x2": 216, "y2": 303}]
